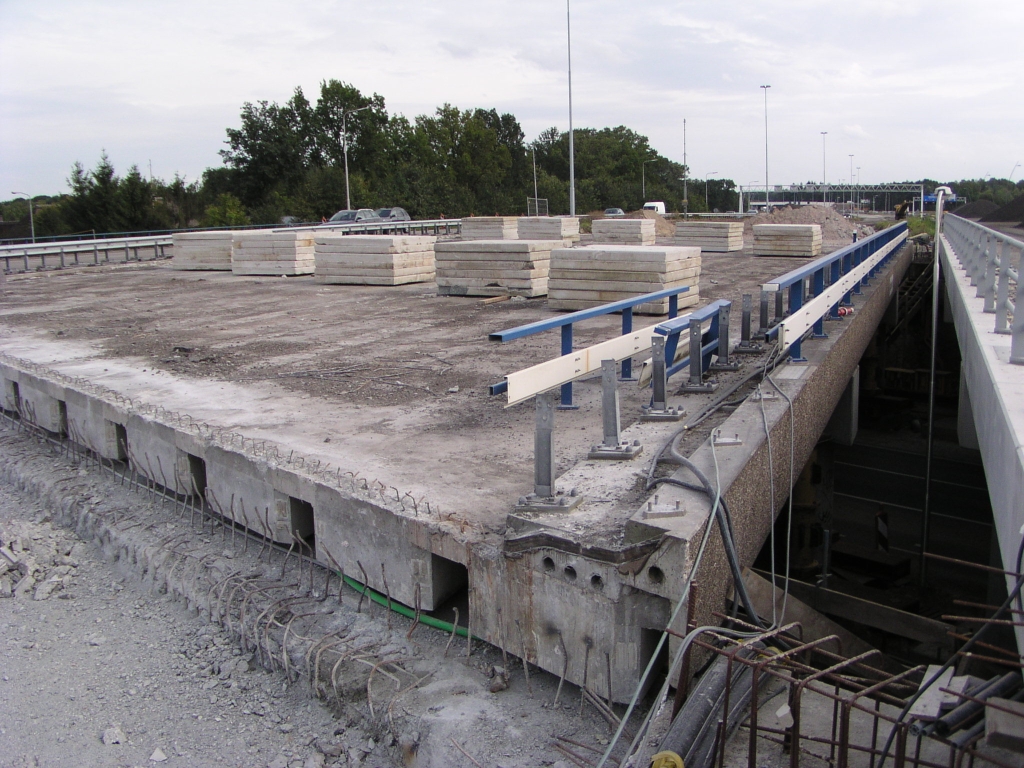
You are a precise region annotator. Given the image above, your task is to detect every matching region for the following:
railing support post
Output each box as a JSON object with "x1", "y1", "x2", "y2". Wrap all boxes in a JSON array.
[
  {"x1": 558, "y1": 323, "x2": 578, "y2": 410},
  {"x1": 641, "y1": 336, "x2": 684, "y2": 421},
  {"x1": 711, "y1": 302, "x2": 740, "y2": 370},
  {"x1": 514, "y1": 392, "x2": 585, "y2": 512},
  {"x1": 757, "y1": 290, "x2": 769, "y2": 340},
  {"x1": 589, "y1": 360, "x2": 642, "y2": 460},
  {"x1": 621, "y1": 307, "x2": 636, "y2": 381}
]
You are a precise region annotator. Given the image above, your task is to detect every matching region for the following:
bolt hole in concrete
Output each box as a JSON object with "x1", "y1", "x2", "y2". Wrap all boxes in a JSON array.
[
  {"x1": 648, "y1": 566, "x2": 665, "y2": 584},
  {"x1": 590, "y1": 574, "x2": 604, "y2": 591},
  {"x1": 563, "y1": 565, "x2": 577, "y2": 581},
  {"x1": 542, "y1": 556, "x2": 556, "y2": 572}
]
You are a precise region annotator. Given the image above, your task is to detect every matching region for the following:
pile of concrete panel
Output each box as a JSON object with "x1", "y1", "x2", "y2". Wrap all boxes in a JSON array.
[
  {"x1": 460, "y1": 217, "x2": 519, "y2": 240},
  {"x1": 231, "y1": 231, "x2": 316, "y2": 276},
  {"x1": 434, "y1": 240, "x2": 558, "y2": 297},
  {"x1": 752, "y1": 224, "x2": 822, "y2": 257},
  {"x1": 313, "y1": 234, "x2": 436, "y2": 285},
  {"x1": 591, "y1": 218, "x2": 656, "y2": 246},
  {"x1": 171, "y1": 231, "x2": 235, "y2": 270},
  {"x1": 548, "y1": 244, "x2": 701, "y2": 314},
  {"x1": 673, "y1": 221, "x2": 744, "y2": 253},
  {"x1": 517, "y1": 216, "x2": 580, "y2": 243}
]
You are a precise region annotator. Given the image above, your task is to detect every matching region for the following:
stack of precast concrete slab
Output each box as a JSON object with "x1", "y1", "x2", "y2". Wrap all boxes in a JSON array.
[
  {"x1": 592, "y1": 218, "x2": 656, "y2": 246},
  {"x1": 752, "y1": 224, "x2": 822, "y2": 257},
  {"x1": 434, "y1": 240, "x2": 557, "y2": 297},
  {"x1": 517, "y1": 216, "x2": 580, "y2": 244},
  {"x1": 674, "y1": 221, "x2": 744, "y2": 253},
  {"x1": 460, "y1": 217, "x2": 519, "y2": 240},
  {"x1": 313, "y1": 234, "x2": 436, "y2": 285},
  {"x1": 231, "y1": 231, "x2": 316, "y2": 275},
  {"x1": 548, "y1": 244, "x2": 701, "y2": 314},
  {"x1": 171, "y1": 231, "x2": 235, "y2": 270}
]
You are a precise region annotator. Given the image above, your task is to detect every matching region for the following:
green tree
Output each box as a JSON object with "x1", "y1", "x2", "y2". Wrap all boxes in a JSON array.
[{"x1": 203, "y1": 193, "x2": 251, "y2": 227}]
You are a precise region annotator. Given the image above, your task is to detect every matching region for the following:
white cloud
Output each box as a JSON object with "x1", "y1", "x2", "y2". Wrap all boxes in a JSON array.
[{"x1": 1, "y1": 0, "x2": 1023, "y2": 194}]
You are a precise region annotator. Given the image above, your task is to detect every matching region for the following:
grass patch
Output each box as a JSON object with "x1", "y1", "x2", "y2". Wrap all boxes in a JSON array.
[{"x1": 907, "y1": 216, "x2": 936, "y2": 237}]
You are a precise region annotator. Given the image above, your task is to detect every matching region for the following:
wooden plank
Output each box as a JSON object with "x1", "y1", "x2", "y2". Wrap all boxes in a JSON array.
[{"x1": 505, "y1": 324, "x2": 663, "y2": 406}]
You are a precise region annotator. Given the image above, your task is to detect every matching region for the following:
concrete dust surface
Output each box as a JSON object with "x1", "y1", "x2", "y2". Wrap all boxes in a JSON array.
[{"x1": 0, "y1": 424, "x2": 627, "y2": 767}]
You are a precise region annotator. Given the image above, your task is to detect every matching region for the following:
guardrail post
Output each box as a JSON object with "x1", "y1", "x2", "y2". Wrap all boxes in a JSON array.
[
  {"x1": 535, "y1": 392, "x2": 555, "y2": 497},
  {"x1": 982, "y1": 239, "x2": 998, "y2": 312},
  {"x1": 711, "y1": 302, "x2": 740, "y2": 370},
  {"x1": 589, "y1": 360, "x2": 642, "y2": 460},
  {"x1": 40, "y1": 251, "x2": 46, "y2": 269},
  {"x1": 641, "y1": 336, "x2": 684, "y2": 421},
  {"x1": 621, "y1": 307, "x2": 636, "y2": 381},
  {"x1": 59, "y1": 245, "x2": 65, "y2": 268},
  {"x1": 24, "y1": 249, "x2": 29, "y2": 271},
  {"x1": 757, "y1": 290, "x2": 769, "y2": 340},
  {"x1": 789, "y1": 277, "x2": 806, "y2": 362},
  {"x1": 669, "y1": 293, "x2": 678, "y2": 318},
  {"x1": 124, "y1": 242, "x2": 129, "y2": 262},
  {"x1": 558, "y1": 324, "x2": 578, "y2": 410},
  {"x1": 812, "y1": 267, "x2": 828, "y2": 338},
  {"x1": 1012, "y1": 257, "x2": 1024, "y2": 365}
]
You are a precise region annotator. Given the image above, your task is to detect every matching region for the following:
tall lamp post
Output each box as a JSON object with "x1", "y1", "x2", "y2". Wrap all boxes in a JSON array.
[
  {"x1": 12, "y1": 191, "x2": 35, "y2": 243},
  {"x1": 342, "y1": 105, "x2": 371, "y2": 211},
  {"x1": 820, "y1": 132, "x2": 828, "y2": 204},
  {"x1": 705, "y1": 171, "x2": 718, "y2": 211},
  {"x1": 760, "y1": 85, "x2": 771, "y2": 210},
  {"x1": 566, "y1": 0, "x2": 576, "y2": 216},
  {"x1": 848, "y1": 154, "x2": 854, "y2": 209}
]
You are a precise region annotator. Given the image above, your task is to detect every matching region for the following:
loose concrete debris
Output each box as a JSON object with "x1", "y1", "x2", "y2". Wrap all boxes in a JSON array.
[
  {"x1": 673, "y1": 221, "x2": 744, "y2": 253},
  {"x1": 752, "y1": 223, "x2": 823, "y2": 257},
  {"x1": 517, "y1": 216, "x2": 581, "y2": 244},
  {"x1": 460, "y1": 216, "x2": 519, "y2": 240},
  {"x1": 0, "y1": 519, "x2": 81, "y2": 600},
  {"x1": 171, "y1": 231, "x2": 235, "y2": 271},
  {"x1": 102, "y1": 726, "x2": 126, "y2": 746},
  {"x1": 313, "y1": 234, "x2": 437, "y2": 286},
  {"x1": 232, "y1": 231, "x2": 316, "y2": 276},
  {"x1": 548, "y1": 244, "x2": 702, "y2": 313},
  {"x1": 434, "y1": 239, "x2": 557, "y2": 297},
  {"x1": 591, "y1": 218, "x2": 656, "y2": 246}
]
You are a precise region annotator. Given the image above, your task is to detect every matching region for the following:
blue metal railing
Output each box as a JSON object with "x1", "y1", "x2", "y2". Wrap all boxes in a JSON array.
[
  {"x1": 488, "y1": 285, "x2": 692, "y2": 405},
  {"x1": 655, "y1": 299, "x2": 732, "y2": 380},
  {"x1": 762, "y1": 222, "x2": 908, "y2": 360}
]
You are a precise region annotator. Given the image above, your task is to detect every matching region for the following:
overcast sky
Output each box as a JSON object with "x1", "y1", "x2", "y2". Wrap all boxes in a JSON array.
[{"x1": 2, "y1": 0, "x2": 1022, "y2": 198}]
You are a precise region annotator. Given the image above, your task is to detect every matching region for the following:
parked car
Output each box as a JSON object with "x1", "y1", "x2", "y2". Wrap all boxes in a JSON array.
[
  {"x1": 603, "y1": 208, "x2": 626, "y2": 218},
  {"x1": 327, "y1": 208, "x2": 381, "y2": 224},
  {"x1": 376, "y1": 207, "x2": 411, "y2": 222}
]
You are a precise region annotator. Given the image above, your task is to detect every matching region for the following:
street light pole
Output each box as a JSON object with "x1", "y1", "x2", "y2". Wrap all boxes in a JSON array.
[
  {"x1": 848, "y1": 154, "x2": 854, "y2": 209},
  {"x1": 705, "y1": 171, "x2": 717, "y2": 211},
  {"x1": 12, "y1": 191, "x2": 35, "y2": 243},
  {"x1": 566, "y1": 0, "x2": 576, "y2": 217},
  {"x1": 342, "y1": 105, "x2": 371, "y2": 211},
  {"x1": 820, "y1": 132, "x2": 827, "y2": 204},
  {"x1": 532, "y1": 146, "x2": 539, "y2": 209},
  {"x1": 761, "y1": 85, "x2": 771, "y2": 210}
]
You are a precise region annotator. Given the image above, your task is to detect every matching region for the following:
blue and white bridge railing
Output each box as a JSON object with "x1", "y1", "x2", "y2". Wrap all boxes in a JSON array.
[{"x1": 762, "y1": 222, "x2": 908, "y2": 361}]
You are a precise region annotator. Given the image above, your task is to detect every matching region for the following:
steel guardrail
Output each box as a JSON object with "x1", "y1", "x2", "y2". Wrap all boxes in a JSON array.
[{"x1": 943, "y1": 215, "x2": 1023, "y2": 364}]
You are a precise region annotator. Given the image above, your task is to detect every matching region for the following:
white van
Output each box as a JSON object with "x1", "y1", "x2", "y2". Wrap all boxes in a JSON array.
[{"x1": 642, "y1": 201, "x2": 666, "y2": 215}]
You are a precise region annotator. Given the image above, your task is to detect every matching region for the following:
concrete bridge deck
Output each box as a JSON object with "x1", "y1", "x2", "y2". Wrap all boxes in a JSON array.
[{"x1": 0, "y1": 237, "x2": 909, "y2": 702}]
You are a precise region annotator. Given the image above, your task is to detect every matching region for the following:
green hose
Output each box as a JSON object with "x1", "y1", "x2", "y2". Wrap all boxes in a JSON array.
[{"x1": 341, "y1": 574, "x2": 473, "y2": 638}]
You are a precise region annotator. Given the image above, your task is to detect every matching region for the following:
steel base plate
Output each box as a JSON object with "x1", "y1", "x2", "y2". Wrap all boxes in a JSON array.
[
  {"x1": 514, "y1": 493, "x2": 586, "y2": 514},
  {"x1": 588, "y1": 442, "x2": 643, "y2": 460},
  {"x1": 641, "y1": 405, "x2": 686, "y2": 422}
]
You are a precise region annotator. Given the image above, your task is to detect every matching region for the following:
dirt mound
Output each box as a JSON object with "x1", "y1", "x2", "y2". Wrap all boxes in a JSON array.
[
  {"x1": 743, "y1": 205, "x2": 871, "y2": 242},
  {"x1": 623, "y1": 209, "x2": 675, "y2": 237},
  {"x1": 980, "y1": 195, "x2": 1024, "y2": 223},
  {"x1": 952, "y1": 199, "x2": 999, "y2": 219}
]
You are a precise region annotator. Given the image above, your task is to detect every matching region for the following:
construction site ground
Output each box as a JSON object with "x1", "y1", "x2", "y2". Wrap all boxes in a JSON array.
[{"x1": 0, "y1": 218, "x2": 879, "y2": 767}]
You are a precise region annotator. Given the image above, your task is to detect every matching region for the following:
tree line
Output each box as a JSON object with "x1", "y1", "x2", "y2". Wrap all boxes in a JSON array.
[{"x1": 3, "y1": 79, "x2": 1020, "y2": 240}]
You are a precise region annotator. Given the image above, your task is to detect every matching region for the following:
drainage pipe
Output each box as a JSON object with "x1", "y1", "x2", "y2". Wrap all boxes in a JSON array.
[{"x1": 340, "y1": 574, "x2": 472, "y2": 638}]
